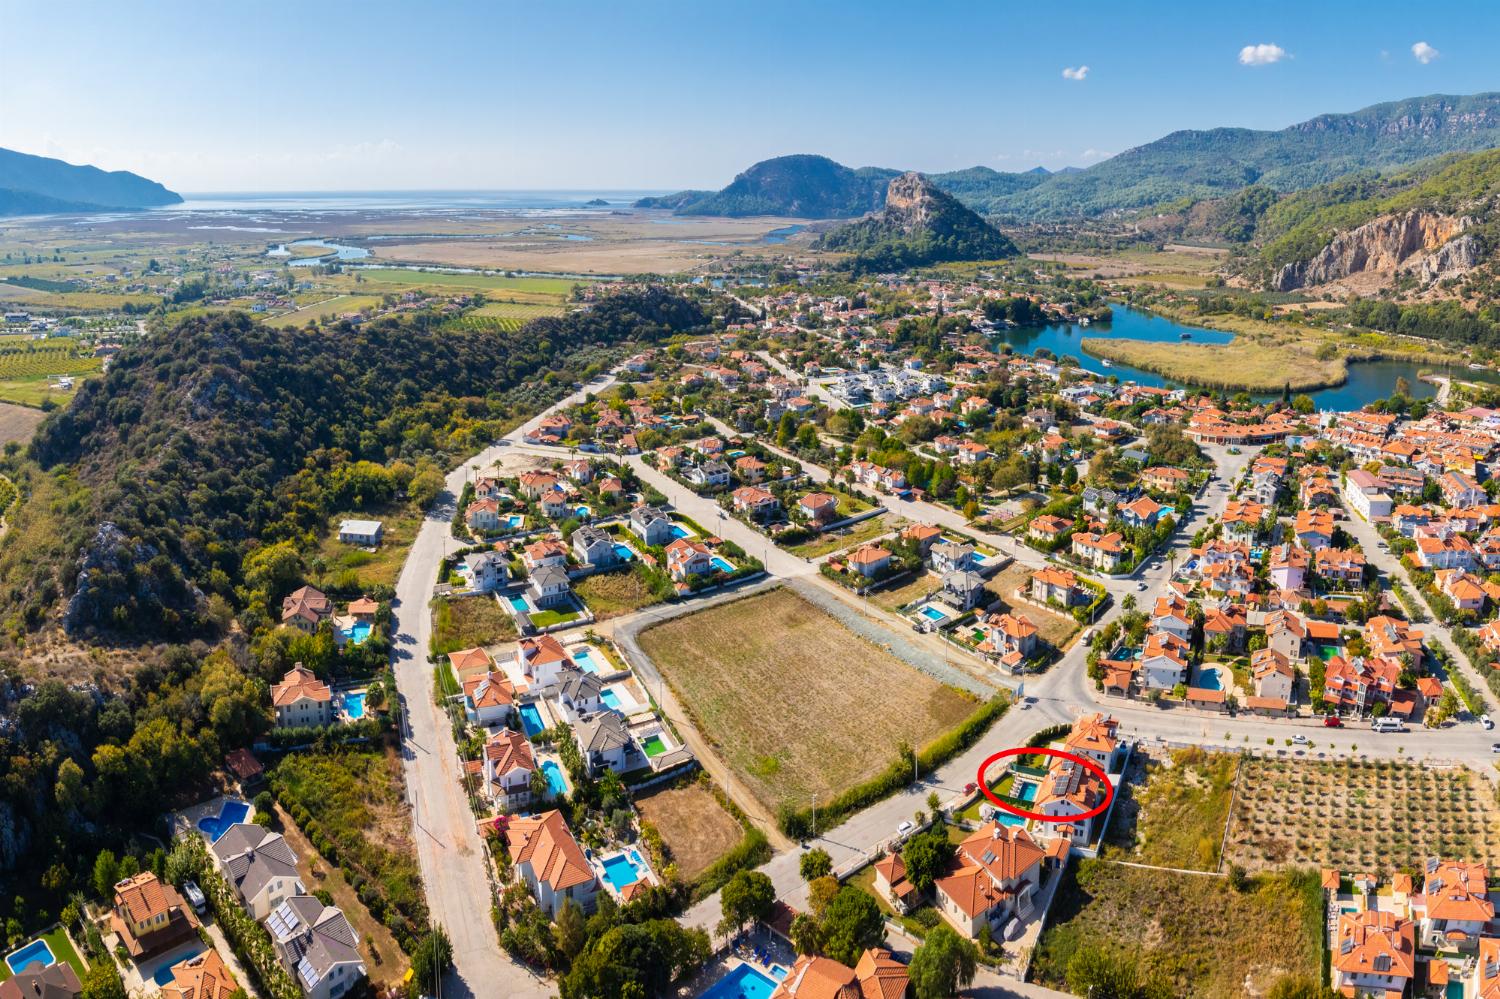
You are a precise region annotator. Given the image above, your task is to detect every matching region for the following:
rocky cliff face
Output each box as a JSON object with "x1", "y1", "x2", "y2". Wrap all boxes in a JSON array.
[
  {"x1": 1272, "y1": 209, "x2": 1476, "y2": 290},
  {"x1": 880, "y1": 172, "x2": 942, "y2": 230}
]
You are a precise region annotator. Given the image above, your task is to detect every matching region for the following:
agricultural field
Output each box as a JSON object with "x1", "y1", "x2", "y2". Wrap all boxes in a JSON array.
[
  {"x1": 1102, "y1": 748, "x2": 1237, "y2": 871},
  {"x1": 1225, "y1": 756, "x2": 1500, "y2": 872},
  {"x1": 0, "y1": 341, "x2": 102, "y2": 407},
  {"x1": 633, "y1": 780, "x2": 746, "y2": 881},
  {"x1": 473, "y1": 299, "x2": 566, "y2": 320},
  {"x1": 572, "y1": 566, "x2": 664, "y2": 619},
  {"x1": 271, "y1": 293, "x2": 386, "y2": 326},
  {"x1": 0, "y1": 401, "x2": 46, "y2": 444},
  {"x1": 637, "y1": 587, "x2": 977, "y2": 813},
  {"x1": 1032, "y1": 859, "x2": 1323, "y2": 999},
  {"x1": 349, "y1": 267, "x2": 584, "y2": 298},
  {"x1": 430, "y1": 594, "x2": 518, "y2": 657},
  {"x1": 314, "y1": 502, "x2": 423, "y2": 591}
]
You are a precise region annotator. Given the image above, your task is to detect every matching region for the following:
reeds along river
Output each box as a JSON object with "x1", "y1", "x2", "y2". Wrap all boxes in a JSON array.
[{"x1": 992, "y1": 305, "x2": 1500, "y2": 409}]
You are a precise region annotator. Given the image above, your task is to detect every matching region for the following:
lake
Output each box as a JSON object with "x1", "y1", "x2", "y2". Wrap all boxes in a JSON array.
[{"x1": 993, "y1": 305, "x2": 1498, "y2": 410}]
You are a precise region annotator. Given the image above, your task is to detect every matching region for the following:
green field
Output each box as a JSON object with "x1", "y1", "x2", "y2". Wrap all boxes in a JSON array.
[
  {"x1": 473, "y1": 299, "x2": 566, "y2": 319},
  {"x1": 351, "y1": 268, "x2": 585, "y2": 295},
  {"x1": 273, "y1": 294, "x2": 386, "y2": 325}
]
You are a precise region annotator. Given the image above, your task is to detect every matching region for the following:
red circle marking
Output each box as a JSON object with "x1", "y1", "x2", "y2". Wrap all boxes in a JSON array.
[{"x1": 976, "y1": 747, "x2": 1114, "y2": 824}]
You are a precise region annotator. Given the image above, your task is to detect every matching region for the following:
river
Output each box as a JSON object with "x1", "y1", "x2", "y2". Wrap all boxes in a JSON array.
[{"x1": 993, "y1": 305, "x2": 1500, "y2": 410}]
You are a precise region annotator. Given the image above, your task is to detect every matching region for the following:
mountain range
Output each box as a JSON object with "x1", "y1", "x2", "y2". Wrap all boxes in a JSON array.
[
  {"x1": 0, "y1": 147, "x2": 182, "y2": 217},
  {"x1": 640, "y1": 93, "x2": 1500, "y2": 221}
]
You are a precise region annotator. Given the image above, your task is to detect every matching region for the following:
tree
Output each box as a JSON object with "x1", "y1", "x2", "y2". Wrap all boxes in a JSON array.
[
  {"x1": 1065, "y1": 945, "x2": 1172, "y2": 999},
  {"x1": 410, "y1": 925, "x2": 453, "y2": 997},
  {"x1": 818, "y1": 886, "x2": 884, "y2": 967},
  {"x1": 908, "y1": 924, "x2": 979, "y2": 999},
  {"x1": 55, "y1": 758, "x2": 87, "y2": 815},
  {"x1": 553, "y1": 898, "x2": 587, "y2": 962},
  {"x1": 79, "y1": 962, "x2": 127, "y2": 999},
  {"x1": 900, "y1": 828, "x2": 956, "y2": 895},
  {"x1": 807, "y1": 875, "x2": 840, "y2": 919},
  {"x1": 92, "y1": 850, "x2": 119, "y2": 899},
  {"x1": 1267, "y1": 974, "x2": 1337, "y2": 999},
  {"x1": 789, "y1": 913, "x2": 822, "y2": 956},
  {"x1": 799, "y1": 848, "x2": 833, "y2": 883},
  {"x1": 718, "y1": 869, "x2": 775, "y2": 937}
]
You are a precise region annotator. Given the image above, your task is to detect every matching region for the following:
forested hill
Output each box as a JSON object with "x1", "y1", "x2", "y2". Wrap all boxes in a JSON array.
[
  {"x1": 14, "y1": 289, "x2": 705, "y2": 640},
  {"x1": 996, "y1": 92, "x2": 1500, "y2": 218},
  {"x1": 817, "y1": 172, "x2": 1018, "y2": 271},
  {"x1": 0, "y1": 147, "x2": 182, "y2": 215},
  {"x1": 638, "y1": 154, "x2": 900, "y2": 218}
]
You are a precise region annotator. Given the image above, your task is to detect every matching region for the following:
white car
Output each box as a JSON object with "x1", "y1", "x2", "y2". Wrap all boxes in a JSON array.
[
  {"x1": 1291, "y1": 734, "x2": 1309, "y2": 746},
  {"x1": 896, "y1": 820, "x2": 915, "y2": 838},
  {"x1": 183, "y1": 880, "x2": 206, "y2": 914},
  {"x1": 1136, "y1": 582, "x2": 1147, "y2": 591},
  {"x1": 1483, "y1": 715, "x2": 1495, "y2": 730}
]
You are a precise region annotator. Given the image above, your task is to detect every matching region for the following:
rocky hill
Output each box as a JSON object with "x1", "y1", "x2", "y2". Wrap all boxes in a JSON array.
[
  {"x1": 0, "y1": 147, "x2": 182, "y2": 216},
  {"x1": 815, "y1": 172, "x2": 1017, "y2": 271}
]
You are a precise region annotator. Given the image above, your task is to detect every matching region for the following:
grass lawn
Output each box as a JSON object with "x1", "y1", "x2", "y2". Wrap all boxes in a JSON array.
[
  {"x1": 1033, "y1": 860, "x2": 1323, "y2": 999},
  {"x1": 1080, "y1": 336, "x2": 1347, "y2": 393},
  {"x1": 473, "y1": 299, "x2": 566, "y2": 320},
  {"x1": 786, "y1": 513, "x2": 893, "y2": 559},
  {"x1": 352, "y1": 268, "x2": 585, "y2": 296},
  {"x1": 529, "y1": 608, "x2": 580, "y2": 628},
  {"x1": 1226, "y1": 757, "x2": 1500, "y2": 872},
  {"x1": 430, "y1": 594, "x2": 517, "y2": 656},
  {"x1": 0, "y1": 926, "x2": 87, "y2": 982},
  {"x1": 637, "y1": 588, "x2": 978, "y2": 813},
  {"x1": 316, "y1": 502, "x2": 424, "y2": 591},
  {"x1": 869, "y1": 571, "x2": 938, "y2": 612},
  {"x1": 634, "y1": 782, "x2": 746, "y2": 881},
  {"x1": 985, "y1": 563, "x2": 1080, "y2": 650},
  {"x1": 1102, "y1": 747, "x2": 1237, "y2": 871},
  {"x1": 573, "y1": 566, "x2": 664, "y2": 620}
]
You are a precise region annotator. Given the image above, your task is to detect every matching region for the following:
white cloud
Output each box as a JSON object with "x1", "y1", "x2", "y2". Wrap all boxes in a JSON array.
[
  {"x1": 1079, "y1": 148, "x2": 1112, "y2": 161},
  {"x1": 1238, "y1": 43, "x2": 1287, "y2": 67},
  {"x1": 1062, "y1": 65, "x2": 1089, "y2": 81},
  {"x1": 1412, "y1": 41, "x2": 1440, "y2": 64}
]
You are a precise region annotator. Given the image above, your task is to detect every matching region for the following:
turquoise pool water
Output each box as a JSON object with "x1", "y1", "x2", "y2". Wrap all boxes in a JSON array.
[
  {"x1": 600, "y1": 688, "x2": 621, "y2": 710},
  {"x1": 770, "y1": 966, "x2": 788, "y2": 981},
  {"x1": 342, "y1": 691, "x2": 367, "y2": 719},
  {"x1": 197, "y1": 799, "x2": 251, "y2": 842},
  {"x1": 576, "y1": 505, "x2": 592, "y2": 519},
  {"x1": 519, "y1": 703, "x2": 545, "y2": 736},
  {"x1": 573, "y1": 648, "x2": 599, "y2": 673},
  {"x1": 508, "y1": 595, "x2": 530, "y2": 612},
  {"x1": 669, "y1": 524, "x2": 692, "y2": 539},
  {"x1": 700, "y1": 963, "x2": 778, "y2": 999},
  {"x1": 612, "y1": 543, "x2": 635, "y2": 561},
  {"x1": 920, "y1": 606, "x2": 948, "y2": 621},
  {"x1": 711, "y1": 556, "x2": 734, "y2": 572},
  {"x1": 996, "y1": 811, "x2": 1026, "y2": 827},
  {"x1": 541, "y1": 759, "x2": 567, "y2": 796},
  {"x1": 1197, "y1": 668, "x2": 1223, "y2": 691},
  {"x1": 601, "y1": 850, "x2": 648, "y2": 890},
  {"x1": 342, "y1": 620, "x2": 373, "y2": 645},
  {"x1": 1014, "y1": 780, "x2": 1038, "y2": 802},
  {"x1": 4, "y1": 939, "x2": 55, "y2": 975},
  {"x1": 153, "y1": 945, "x2": 204, "y2": 986},
  {"x1": 503, "y1": 514, "x2": 524, "y2": 529}
]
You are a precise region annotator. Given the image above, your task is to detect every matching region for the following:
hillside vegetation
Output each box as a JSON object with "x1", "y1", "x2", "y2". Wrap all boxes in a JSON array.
[
  {"x1": 5, "y1": 288, "x2": 706, "y2": 641},
  {"x1": 0, "y1": 146, "x2": 182, "y2": 215},
  {"x1": 817, "y1": 172, "x2": 1018, "y2": 272}
]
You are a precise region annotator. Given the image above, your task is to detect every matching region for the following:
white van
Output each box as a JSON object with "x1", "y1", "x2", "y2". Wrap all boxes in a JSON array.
[{"x1": 1371, "y1": 718, "x2": 1406, "y2": 733}]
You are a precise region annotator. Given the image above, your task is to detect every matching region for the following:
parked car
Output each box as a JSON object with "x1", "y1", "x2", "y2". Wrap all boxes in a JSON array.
[
  {"x1": 1484, "y1": 715, "x2": 1496, "y2": 730},
  {"x1": 896, "y1": 820, "x2": 915, "y2": 838},
  {"x1": 1291, "y1": 734, "x2": 1309, "y2": 746},
  {"x1": 1323, "y1": 715, "x2": 1343, "y2": 728},
  {"x1": 1492, "y1": 743, "x2": 1500, "y2": 754},
  {"x1": 183, "y1": 880, "x2": 206, "y2": 914}
]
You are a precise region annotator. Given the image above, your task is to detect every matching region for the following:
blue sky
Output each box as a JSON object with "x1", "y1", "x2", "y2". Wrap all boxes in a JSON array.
[{"x1": 2, "y1": 0, "x2": 1496, "y2": 192}]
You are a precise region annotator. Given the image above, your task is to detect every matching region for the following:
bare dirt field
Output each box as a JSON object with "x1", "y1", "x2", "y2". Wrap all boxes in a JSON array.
[
  {"x1": 637, "y1": 587, "x2": 978, "y2": 812},
  {"x1": 633, "y1": 780, "x2": 746, "y2": 881},
  {"x1": 0, "y1": 402, "x2": 45, "y2": 444}
]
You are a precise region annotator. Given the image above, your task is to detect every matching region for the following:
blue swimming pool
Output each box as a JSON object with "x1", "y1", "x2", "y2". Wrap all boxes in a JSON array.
[
  {"x1": 710, "y1": 556, "x2": 734, "y2": 572},
  {"x1": 1014, "y1": 780, "x2": 1038, "y2": 802},
  {"x1": 573, "y1": 648, "x2": 599, "y2": 673},
  {"x1": 601, "y1": 850, "x2": 648, "y2": 891},
  {"x1": 1196, "y1": 667, "x2": 1223, "y2": 691},
  {"x1": 996, "y1": 811, "x2": 1026, "y2": 827},
  {"x1": 541, "y1": 760, "x2": 567, "y2": 796},
  {"x1": 197, "y1": 799, "x2": 251, "y2": 842},
  {"x1": 508, "y1": 595, "x2": 530, "y2": 612},
  {"x1": 612, "y1": 543, "x2": 635, "y2": 562},
  {"x1": 576, "y1": 505, "x2": 592, "y2": 519},
  {"x1": 519, "y1": 703, "x2": 545, "y2": 736},
  {"x1": 341, "y1": 620, "x2": 373, "y2": 646},
  {"x1": 920, "y1": 606, "x2": 948, "y2": 621},
  {"x1": 503, "y1": 514, "x2": 524, "y2": 530},
  {"x1": 770, "y1": 966, "x2": 789, "y2": 981},
  {"x1": 342, "y1": 691, "x2": 367, "y2": 719},
  {"x1": 4, "y1": 939, "x2": 55, "y2": 976},
  {"x1": 669, "y1": 524, "x2": 692, "y2": 539},
  {"x1": 700, "y1": 963, "x2": 778, "y2": 999},
  {"x1": 153, "y1": 945, "x2": 204, "y2": 986},
  {"x1": 600, "y1": 688, "x2": 621, "y2": 710}
]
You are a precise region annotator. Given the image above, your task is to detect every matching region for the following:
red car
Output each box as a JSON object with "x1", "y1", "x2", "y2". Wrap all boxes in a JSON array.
[{"x1": 1323, "y1": 715, "x2": 1343, "y2": 728}]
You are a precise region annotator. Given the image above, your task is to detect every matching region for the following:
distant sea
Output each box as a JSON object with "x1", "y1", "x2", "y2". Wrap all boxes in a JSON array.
[{"x1": 161, "y1": 190, "x2": 672, "y2": 215}]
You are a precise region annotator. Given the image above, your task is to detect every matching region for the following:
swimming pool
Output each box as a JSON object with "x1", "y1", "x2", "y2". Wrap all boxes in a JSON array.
[
  {"x1": 342, "y1": 691, "x2": 367, "y2": 719},
  {"x1": 503, "y1": 514, "x2": 524, "y2": 530},
  {"x1": 669, "y1": 524, "x2": 693, "y2": 539},
  {"x1": 1196, "y1": 667, "x2": 1223, "y2": 691},
  {"x1": 4, "y1": 939, "x2": 55, "y2": 976},
  {"x1": 612, "y1": 544, "x2": 635, "y2": 562},
  {"x1": 576, "y1": 505, "x2": 592, "y2": 519},
  {"x1": 573, "y1": 648, "x2": 599, "y2": 673},
  {"x1": 153, "y1": 945, "x2": 204, "y2": 986},
  {"x1": 1013, "y1": 780, "x2": 1037, "y2": 802},
  {"x1": 996, "y1": 811, "x2": 1026, "y2": 827},
  {"x1": 600, "y1": 688, "x2": 622, "y2": 710},
  {"x1": 508, "y1": 595, "x2": 530, "y2": 612},
  {"x1": 600, "y1": 850, "x2": 649, "y2": 891},
  {"x1": 341, "y1": 620, "x2": 373, "y2": 645},
  {"x1": 519, "y1": 703, "x2": 545, "y2": 736},
  {"x1": 920, "y1": 606, "x2": 948, "y2": 622},
  {"x1": 710, "y1": 556, "x2": 734, "y2": 572},
  {"x1": 699, "y1": 963, "x2": 779, "y2": 999},
  {"x1": 641, "y1": 734, "x2": 668, "y2": 758},
  {"x1": 197, "y1": 799, "x2": 252, "y2": 842},
  {"x1": 541, "y1": 760, "x2": 567, "y2": 797}
]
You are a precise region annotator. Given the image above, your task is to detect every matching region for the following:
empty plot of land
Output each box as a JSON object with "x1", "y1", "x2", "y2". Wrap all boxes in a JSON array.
[
  {"x1": 1225, "y1": 757, "x2": 1500, "y2": 872},
  {"x1": 1103, "y1": 748, "x2": 1237, "y2": 871},
  {"x1": 637, "y1": 588, "x2": 976, "y2": 812},
  {"x1": 573, "y1": 567, "x2": 663, "y2": 620},
  {"x1": 431, "y1": 594, "x2": 518, "y2": 657},
  {"x1": 1033, "y1": 860, "x2": 1322, "y2": 999},
  {"x1": 985, "y1": 562, "x2": 1079, "y2": 649},
  {"x1": 786, "y1": 513, "x2": 894, "y2": 559},
  {"x1": 0, "y1": 401, "x2": 45, "y2": 444},
  {"x1": 634, "y1": 781, "x2": 745, "y2": 882}
]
